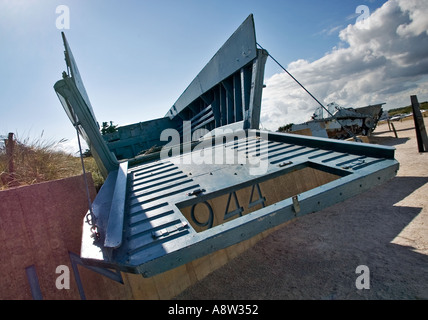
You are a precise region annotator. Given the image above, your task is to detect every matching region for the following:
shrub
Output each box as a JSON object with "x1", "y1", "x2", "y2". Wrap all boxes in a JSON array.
[{"x1": 0, "y1": 133, "x2": 104, "y2": 190}]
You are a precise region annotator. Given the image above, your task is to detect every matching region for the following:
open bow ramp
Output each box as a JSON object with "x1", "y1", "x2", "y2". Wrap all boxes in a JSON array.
[{"x1": 54, "y1": 15, "x2": 399, "y2": 277}]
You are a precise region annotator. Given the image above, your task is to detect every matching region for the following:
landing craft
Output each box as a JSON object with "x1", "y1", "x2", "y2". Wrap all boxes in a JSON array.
[
  {"x1": 289, "y1": 102, "x2": 385, "y2": 139},
  {"x1": 54, "y1": 14, "x2": 399, "y2": 277}
]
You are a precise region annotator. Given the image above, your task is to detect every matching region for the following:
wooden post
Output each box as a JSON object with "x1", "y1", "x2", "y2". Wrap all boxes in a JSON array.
[
  {"x1": 411, "y1": 95, "x2": 428, "y2": 152},
  {"x1": 5, "y1": 132, "x2": 19, "y2": 187},
  {"x1": 7, "y1": 133, "x2": 14, "y2": 177},
  {"x1": 390, "y1": 123, "x2": 398, "y2": 138}
]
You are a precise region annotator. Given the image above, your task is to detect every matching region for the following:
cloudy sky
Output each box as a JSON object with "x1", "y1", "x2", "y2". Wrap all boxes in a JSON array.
[
  {"x1": 261, "y1": 0, "x2": 428, "y2": 130},
  {"x1": 0, "y1": 0, "x2": 427, "y2": 152}
]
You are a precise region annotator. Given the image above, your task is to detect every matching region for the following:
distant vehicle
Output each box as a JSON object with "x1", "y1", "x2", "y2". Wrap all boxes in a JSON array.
[
  {"x1": 390, "y1": 113, "x2": 412, "y2": 121},
  {"x1": 290, "y1": 102, "x2": 385, "y2": 139}
]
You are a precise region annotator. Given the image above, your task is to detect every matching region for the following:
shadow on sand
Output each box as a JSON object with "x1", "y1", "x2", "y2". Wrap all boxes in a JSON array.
[{"x1": 175, "y1": 175, "x2": 428, "y2": 300}]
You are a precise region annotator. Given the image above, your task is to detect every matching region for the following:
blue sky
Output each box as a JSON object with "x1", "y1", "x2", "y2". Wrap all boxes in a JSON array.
[{"x1": 1, "y1": 0, "x2": 427, "y2": 153}]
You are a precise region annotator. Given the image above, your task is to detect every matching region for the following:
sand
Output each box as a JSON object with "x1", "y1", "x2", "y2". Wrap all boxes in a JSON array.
[{"x1": 175, "y1": 117, "x2": 428, "y2": 300}]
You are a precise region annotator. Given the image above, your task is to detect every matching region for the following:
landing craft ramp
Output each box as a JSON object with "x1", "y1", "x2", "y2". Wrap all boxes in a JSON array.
[{"x1": 54, "y1": 14, "x2": 399, "y2": 276}]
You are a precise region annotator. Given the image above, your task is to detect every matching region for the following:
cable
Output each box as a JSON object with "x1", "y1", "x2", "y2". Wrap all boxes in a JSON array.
[
  {"x1": 256, "y1": 42, "x2": 361, "y2": 142},
  {"x1": 74, "y1": 121, "x2": 100, "y2": 240}
]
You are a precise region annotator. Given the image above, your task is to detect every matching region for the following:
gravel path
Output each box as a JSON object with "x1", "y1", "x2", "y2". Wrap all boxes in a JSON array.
[{"x1": 175, "y1": 118, "x2": 428, "y2": 300}]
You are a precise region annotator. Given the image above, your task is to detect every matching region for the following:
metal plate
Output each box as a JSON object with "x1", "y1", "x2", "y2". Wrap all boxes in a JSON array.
[{"x1": 167, "y1": 15, "x2": 258, "y2": 119}]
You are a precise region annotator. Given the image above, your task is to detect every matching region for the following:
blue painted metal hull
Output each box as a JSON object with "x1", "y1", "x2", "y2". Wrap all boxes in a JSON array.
[
  {"x1": 54, "y1": 15, "x2": 399, "y2": 277},
  {"x1": 79, "y1": 129, "x2": 398, "y2": 276}
]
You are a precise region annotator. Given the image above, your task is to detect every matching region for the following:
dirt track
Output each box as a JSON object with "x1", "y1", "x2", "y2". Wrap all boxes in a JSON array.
[{"x1": 175, "y1": 118, "x2": 428, "y2": 300}]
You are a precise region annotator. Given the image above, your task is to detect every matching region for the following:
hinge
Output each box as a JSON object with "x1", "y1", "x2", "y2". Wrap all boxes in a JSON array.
[
  {"x1": 152, "y1": 221, "x2": 189, "y2": 239},
  {"x1": 292, "y1": 195, "x2": 300, "y2": 215}
]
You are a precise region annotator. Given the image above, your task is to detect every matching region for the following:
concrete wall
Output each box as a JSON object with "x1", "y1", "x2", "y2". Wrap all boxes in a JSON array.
[
  {"x1": 0, "y1": 173, "x2": 285, "y2": 300},
  {"x1": 0, "y1": 174, "x2": 101, "y2": 299}
]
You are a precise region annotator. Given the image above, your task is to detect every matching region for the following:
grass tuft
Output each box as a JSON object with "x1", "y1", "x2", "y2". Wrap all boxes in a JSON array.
[{"x1": 0, "y1": 132, "x2": 104, "y2": 190}]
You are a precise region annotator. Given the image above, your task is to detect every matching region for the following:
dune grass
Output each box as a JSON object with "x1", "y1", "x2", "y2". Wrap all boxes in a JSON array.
[{"x1": 0, "y1": 133, "x2": 104, "y2": 190}]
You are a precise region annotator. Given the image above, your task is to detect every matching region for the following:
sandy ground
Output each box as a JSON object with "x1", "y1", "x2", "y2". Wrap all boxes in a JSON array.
[{"x1": 175, "y1": 117, "x2": 428, "y2": 300}]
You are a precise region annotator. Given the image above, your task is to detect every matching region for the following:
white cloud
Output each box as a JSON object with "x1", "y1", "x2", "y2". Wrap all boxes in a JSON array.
[
  {"x1": 55, "y1": 136, "x2": 88, "y2": 156},
  {"x1": 261, "y1": 0, "x2": 428, "y2": 131},
  {"x1": 396, "y1": 0, "x2": 428, "y2": 37}
]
